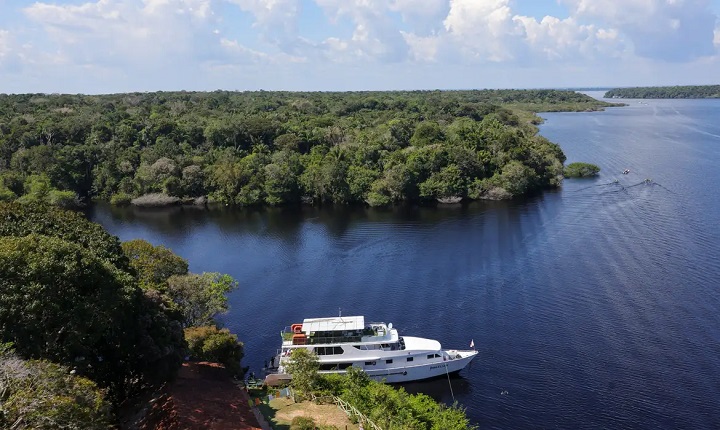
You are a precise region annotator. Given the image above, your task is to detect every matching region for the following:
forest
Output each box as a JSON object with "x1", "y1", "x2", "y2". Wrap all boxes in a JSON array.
[
  {"x1": 0, "y1": 90, "x2": 615, "y2": 207},
  {"x1": 604, "y1": 85, "x2": 720, "y2": 99},
  {"x1": 0, "y1": 202, "x2": 243, "y2": 427}
]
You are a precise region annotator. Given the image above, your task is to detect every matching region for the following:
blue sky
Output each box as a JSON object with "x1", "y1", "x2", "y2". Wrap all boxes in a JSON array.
[{"x1": 1, "y1": 0, "x2": 719, "y2": 93}]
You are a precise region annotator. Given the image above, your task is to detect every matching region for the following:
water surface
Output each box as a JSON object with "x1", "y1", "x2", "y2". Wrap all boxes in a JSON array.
[{"x1": 89, "y1": 95, "x2": 720, "y2": 429}]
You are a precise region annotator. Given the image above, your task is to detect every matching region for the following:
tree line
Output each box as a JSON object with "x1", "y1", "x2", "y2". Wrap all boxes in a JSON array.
[
  {"x1": 0, "y1": 90, "x2": 615, "y2": 207},
  {"x1": 604, "y1": 85, "x2": 720, "y2": 99}
]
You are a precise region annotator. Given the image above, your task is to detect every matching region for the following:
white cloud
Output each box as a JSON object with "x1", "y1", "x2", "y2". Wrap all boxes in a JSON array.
[
  {"x1": 23, "y1": 0, "x2": 226, "y2": 68},
  {"x1": 390, "y1": 0, "x2": 448, "y2": 35},
  {"x1": 0, "y1": 29, "x2": 23, "y2": 72},
  {"x1": 403, "y1": 0, "x2": 624, "y2": 64},
  {"x1": 560, "y1": 0, "x2": 717, "y2": 61},
  {"x1": 514, "y1": 16, "x2": 624, "y2": 61},
  {"x1": 313, "y1": 0, "x2": 409, "y2": 62},
  {"x1": 228, "y1": 0, "x2": 300, "y2": 50},
  {"x1": 443, "y1": 0, "x2": 524, "y2": 62}
]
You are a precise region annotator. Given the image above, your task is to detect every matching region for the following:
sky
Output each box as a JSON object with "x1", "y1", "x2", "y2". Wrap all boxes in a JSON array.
[{"x1": 0, "y1": 0, "x2": 719, "y2": 94}]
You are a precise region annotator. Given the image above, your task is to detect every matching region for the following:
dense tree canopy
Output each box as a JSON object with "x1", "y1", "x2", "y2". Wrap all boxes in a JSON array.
[
  {"x1": 167, "y1": 272, "x2": 238, "y2": 328},
  {"x1": 122, "y1": 238, "x2": 189, "y2": 290},
  {"x1": 184, "y1": 326, "x2": 244, "y2": 375},
  {"x1": 0, "y1": 203, "x2": 184, "y2": 403},
  {"x1": 605, "y1": 85, "x2": 720, "y2": 99},
  {"x1": 0, "y1": 349, "x2": 111, "y2": 429},
  {"x1": 318, "y1": 367, "x2": 474, "y2": 430},
  {"x1": 0, "y1": 90, "x2": 615, "y2": 206}
]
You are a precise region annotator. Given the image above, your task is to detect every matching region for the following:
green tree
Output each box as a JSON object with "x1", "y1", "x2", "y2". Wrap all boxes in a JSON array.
[
  {"x1": 564, "y1": 162, "x2": 600, "y2": 178},
  {"x1": 121, "y1": 239, "x2": 189, "y2": 290},
  {"x1": 0, "y1": 234, "x2": 139, "y2": 394},
  {"x1": 0, "y1": 351, "x2": 111, "y2": 430},
  {"x1": 284, "y1": 348, "x2": 320, "y2": 399},
  {"x1": 0, "y1": 204, "x2": 185, "y2": 403},
  {"x1": 167, "y1": 272, "x2": 238, "y2": 327},
  {"x1": 184, "y1": 326, "x2": 244, "y2": 375},
  {"x1": 0, "y1": 202, "x2": 129, "y2": 270},
  {"x1": 419, "y1": 164, "x2": 466, "y2": 200}
]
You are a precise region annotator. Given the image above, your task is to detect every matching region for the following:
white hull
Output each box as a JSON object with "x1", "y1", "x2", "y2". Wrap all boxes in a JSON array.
[
  {"x1": 264, "y1": 316, "x2": 478, "y2": 386},
  {"x1": 358, "y1": 350, "x2": 477, "y2": 383}
]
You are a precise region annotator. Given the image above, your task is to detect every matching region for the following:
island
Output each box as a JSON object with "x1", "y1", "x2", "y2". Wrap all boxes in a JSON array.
[
  {"x1": 0, "y1": 90, "x2": 615, "y2": 208},
  {"x1": 604, "y1": 85, "x2": 720, "y2": 99}
]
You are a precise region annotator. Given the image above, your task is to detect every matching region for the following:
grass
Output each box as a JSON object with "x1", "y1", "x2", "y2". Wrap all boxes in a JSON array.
[{"x1": 253, "y1": 395, "x2": 360, "y2": 430}]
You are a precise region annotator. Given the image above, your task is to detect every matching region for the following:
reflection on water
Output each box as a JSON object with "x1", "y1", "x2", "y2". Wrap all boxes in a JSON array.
[{"x1": 89, "y1": 98, "x2": 720, "y2": 429}]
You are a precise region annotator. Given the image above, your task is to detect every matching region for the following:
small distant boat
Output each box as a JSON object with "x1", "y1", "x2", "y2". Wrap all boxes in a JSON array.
[
  {"x1": 264, "y1": 316, "x2": 478, "y2": 385},
  {"x1": 623, "y1": 169, "x2": 630, "y2": 174}
]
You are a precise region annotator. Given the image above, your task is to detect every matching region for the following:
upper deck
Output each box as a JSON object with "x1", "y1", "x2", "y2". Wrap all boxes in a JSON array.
[{"x1": 281, "y1": 316, "x2": 397, "y2": 346}]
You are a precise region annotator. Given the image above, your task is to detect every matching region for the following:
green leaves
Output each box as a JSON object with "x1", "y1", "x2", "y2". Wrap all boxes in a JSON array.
[
  {"x1": 184, "y1": 326, "x2": 244, "y2": 375},
  {"x1": 563, "y1": 162, "x2": 601, "y2": 178},
  {"x1": 284, "y1": 349, "x2": 320, "y2": 399},
  {"x1": 167, "y1": 272, "x2": 238, "y2": 328},
  {"x1": 0, "y1": 351, "x2": 112, "y2": 430},
  {"x1": 121, "y1": 239, "x2": 189, "y2": 290}
]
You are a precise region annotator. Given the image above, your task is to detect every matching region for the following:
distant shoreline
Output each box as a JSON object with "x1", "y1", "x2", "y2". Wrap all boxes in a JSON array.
[{"x1": 604, "y1": 85, "x2": 720, "y2": 99}]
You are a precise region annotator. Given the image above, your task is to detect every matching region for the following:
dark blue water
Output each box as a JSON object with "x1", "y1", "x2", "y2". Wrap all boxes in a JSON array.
[{"x1": 88, "y1": 95, "x2": 720, "y2": 429}]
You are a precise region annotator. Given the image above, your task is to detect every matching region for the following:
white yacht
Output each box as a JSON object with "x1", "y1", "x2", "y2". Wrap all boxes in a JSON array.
[{"x1": 264, "y1": 316, "x2": 477, "y2": 385}]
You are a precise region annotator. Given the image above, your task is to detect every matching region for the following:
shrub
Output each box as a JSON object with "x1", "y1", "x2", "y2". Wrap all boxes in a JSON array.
[
  {"x1": 564, "y1": 162, "x2": 600, "y2": 178},
  {"x1": 0, "y1": 350, "x2": 111, "y2": 429},
  {"x1": 110, "y1": 192, "x2": 133, "y2": 206},
  {"x1": 184, "y1": 326, "x2": 244, "y2": 375},
  {"x1": 290, "y1": 416, "x2": 317, "y2": 430}
]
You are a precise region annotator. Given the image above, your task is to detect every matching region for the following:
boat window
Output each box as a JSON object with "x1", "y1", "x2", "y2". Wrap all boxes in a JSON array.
[
  {"x1": 315, "y1": 346, "x2": 345, "y2": 356},
  {"x1": 364, "y1": 361, "x2": 376, "y2": 366},
  {"x1": 427, "y1": 353, "x2": 441, "y2": 359},
  {"x1": 319, "y1": 362, "x2": 354, "y2": 371},
  {"x1": 385, "y1": 359, "x2": 393, "y2": 364},
  {"x1": 407, "y1": 357, "x2": 414, "y2": 362}
]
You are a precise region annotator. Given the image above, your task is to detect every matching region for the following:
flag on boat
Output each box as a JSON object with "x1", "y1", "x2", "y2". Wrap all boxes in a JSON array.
[{"x1": 470, "y1": 339, "x2": 475, "y2": 349}]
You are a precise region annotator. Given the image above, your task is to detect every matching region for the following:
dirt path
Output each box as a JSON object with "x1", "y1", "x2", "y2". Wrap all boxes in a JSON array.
[{"x1": 139, "y1": 362, "x2": 263, "y2": 430}]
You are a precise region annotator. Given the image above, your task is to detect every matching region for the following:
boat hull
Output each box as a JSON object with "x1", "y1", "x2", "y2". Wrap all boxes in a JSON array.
[
  {"x1": 363, "y1": 350, "x2": 477, "y2": 383},
  {"x1": 265, "y1": 350, "x2": 477, "y2": 385}
]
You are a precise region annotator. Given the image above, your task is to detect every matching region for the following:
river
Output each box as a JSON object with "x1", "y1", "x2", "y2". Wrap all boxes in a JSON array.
[{"x1": 88, "y1": 93, "x2": 720, "y2": 429}]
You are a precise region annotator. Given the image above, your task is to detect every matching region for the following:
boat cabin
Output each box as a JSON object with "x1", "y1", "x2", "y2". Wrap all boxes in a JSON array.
[{"x1": 281, "y1": 316, "x2": 397, "y2": 347}]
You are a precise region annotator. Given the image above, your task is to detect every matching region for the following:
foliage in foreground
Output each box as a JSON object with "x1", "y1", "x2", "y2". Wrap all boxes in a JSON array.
[
  {"x1": 289, "y1": 416, "x2": 318, "y2": 430},
  {"x1": 0, "y1": 349, "x2": 111, "y2": 430},
  {"x1": 284, "y1": 351, "x2": 474, "y2": 430},
  {"x1": 563, "y1": 162, "x2": 600, "y2": 178},
  {"x1": 320, "y1": 368, "x2": 474, "y2": 430},
  {"x1": 184, "y1": 326, "x2": 244, "y2": 375},
  {"x1": 0, "y1": 202, "x2": 242, "y2": 414},
  {"x1": 285, "y1": 348, "x2": 321, "y2": 400}
]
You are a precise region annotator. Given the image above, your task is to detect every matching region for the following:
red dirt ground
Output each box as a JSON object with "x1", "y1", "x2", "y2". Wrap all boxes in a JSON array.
[{"x1": 139, "y1": 362, "x2": 263, "y2": 430}]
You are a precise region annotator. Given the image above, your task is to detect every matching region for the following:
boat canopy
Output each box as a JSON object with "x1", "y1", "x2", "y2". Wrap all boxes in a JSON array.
[{"x1": 302, "y1": 316, "x2": 365, "y2": 333}]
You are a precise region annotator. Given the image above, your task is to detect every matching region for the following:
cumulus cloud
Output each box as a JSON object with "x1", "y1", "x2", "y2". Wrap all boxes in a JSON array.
[
  {"x1": 228, "y1": 0, "x2": 300, "y2": 51},
  {"x1": 403, "y1": 0, "x2": 624, "y2": 64},
  {"x1": 313, "y1": 0, "x2": 409, "y2": 62},
  {"x1": 390, "y1": 0, "x2": 449, "y2": 35},
  {"x1": 514, "y1": 16, "x2": 624, "y2": 61},
  {"x1": 560, "y1": 0, "x2": 717, "y2": 61},
  {"x1": 22, "y1": 0, "x2": 230, "y2": 68}
]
